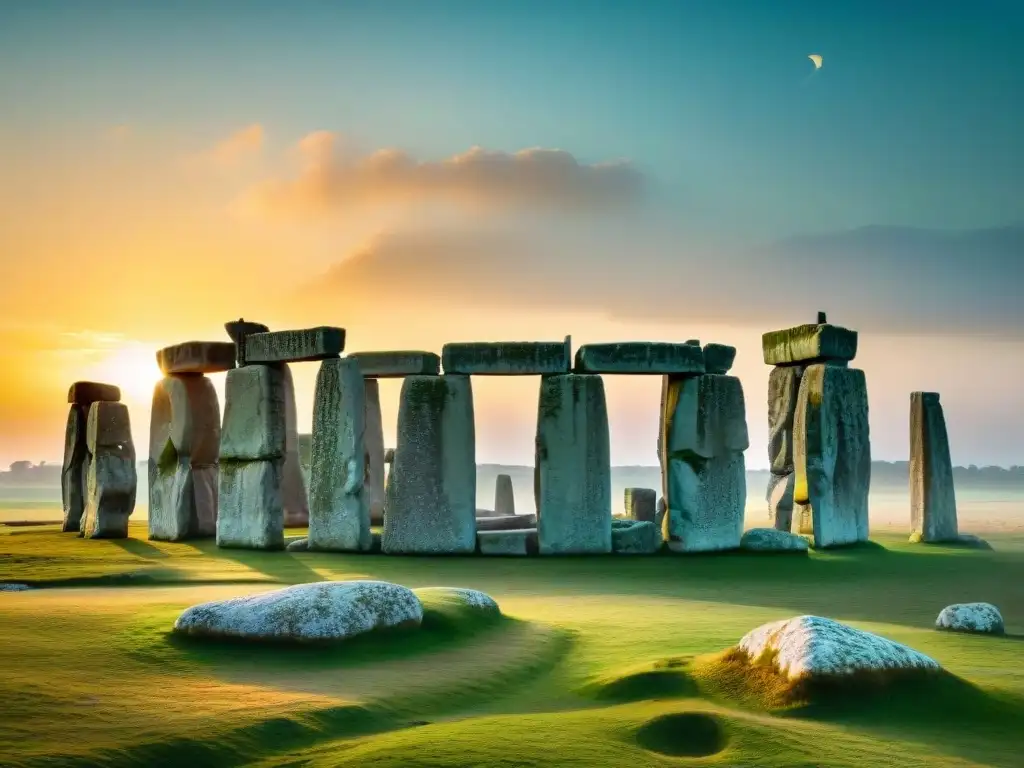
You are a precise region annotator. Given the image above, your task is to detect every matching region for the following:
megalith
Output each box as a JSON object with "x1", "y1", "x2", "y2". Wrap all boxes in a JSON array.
[
  {"x1": 308, "y1": 358, "x2": 371, "y2": 551},
  {"x1": 535, "y1": 374, "x2": 611, "y2": 555},
  {"x1": 62, "y1": 382, "x2": 121, "y2": 532},
  {"x1": 80, "y1": 401, "x2": 137, "y2": 539},
  {"x1": 216, "y1": 364, "x2": 287, "y2": 550},
  {"x1": 624, "y1": 487, "x2": 657, "y2": 523},
  {"x1": 383, "y1": 375, "x2": 476, "y2": 554},
  {"x1": 148, "y1": 374, "x2": 222, "y2": 541},
  {"x1": 793, "y1": 363, "x2": 871, "y2": 548},
  {"x1": 363, "y1": 379, "x2": 386, "y2": 526},
  {"x1": 766, "y1": 365, "x2": 802, "y2": 531},
  {"x1": 280, "y1": 364, "x2": 310, "y2": 527},
  {"x1": 909, "y1": 392, "x2": 958, "y2": 542},
  {"x1": 494, "y1": 473, "x2": 516, "y2": 516}
]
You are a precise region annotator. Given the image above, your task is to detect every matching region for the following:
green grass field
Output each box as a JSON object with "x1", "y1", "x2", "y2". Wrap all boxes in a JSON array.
[{"x1": 2, "y1": 518, "x2": 1023, "y2": 767}]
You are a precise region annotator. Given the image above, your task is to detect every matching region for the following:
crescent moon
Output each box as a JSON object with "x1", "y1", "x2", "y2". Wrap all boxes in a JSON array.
[{"x1": 808, "y1": 54, "x2": 823, "y2": 69}]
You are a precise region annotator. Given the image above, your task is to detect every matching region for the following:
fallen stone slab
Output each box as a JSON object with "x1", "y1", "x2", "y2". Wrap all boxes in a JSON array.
[
  {"x1": 624, "y1": 487, "x2": 657, "y2": 523},
  {"x1": 478, "y1": 528, "x2": 537, "y2": 556},
  {"x1": 740, "y1": 527, "x2": 808, "y2": 552},
  {"x1": 762, "y1": 322, "x2": 858, "y2": 366},
  {"x1": 494, "y1": 473, "x2": 515, "y2": 516},
  {"x1": 612, "y1": 520, "x2": 661, "y2": 554},
  {"x1": 910, "y1": 392, "x2": 958, "y2": 543},
  {"x1": 156, "y1": 341, "x2": 237, "y2": 375},
  {"x1": 935, "y1": 602, "x2": 1004, "y2": 635},
  {"x1": 476, "y1": 513, "x2": 537, "y2": 531},
  {"x1": 67, "y1": 381, "x2": 121, "y2": 405},
  {"x1": 216, "y1": 459, "x2": 285, "y2": 550},
  {"x1": 173, "y1": 580, "x2": 423, "y2": 642},
  {"x1": 81, "y1": 401, "x2": 137, "y2": 539},
  {"x1": 442, "y1": 338, "x2": 570, "y2": 375},
  {"x1": 61, "y1": 404, "x2": 88, "y2": 532},
  {"x1": 219, "y1": 365, "x2": 287, "y2": 461},
  {"x1": 244, "y1": 327, "x2": 346, "y2": 364},
  {"x1": 736, "y1": 615, "x2": 939, "y2": 680},
  {"x1": 348, "y1": 350, "x2": 441, "y2": 378},
  {"x1": 414, "y1": 587, "x2": 500, "y2": 615},
  {"x1": 702, "y1": 343, "x2": 736, "y2": 375},
  {"x1": 574, "y1": 342, "x2": 704, "y2": 375}
]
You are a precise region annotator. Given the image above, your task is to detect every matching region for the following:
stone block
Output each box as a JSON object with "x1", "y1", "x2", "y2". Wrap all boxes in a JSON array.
[
  {"x1": 494, "y1": 473, "x2": 515, "y2": 516},
  {"x1": 702, "y1": 343, "x2": 736, "y2": 375},
  {"x1": 67, "y1": 381, "x2": 120, "y2": 405},
  {"x1": 762, "y1": 323, "x2": 858, "y2": 366},
  {"x1": 624, "y1": 487, "x2": 657, "y2": 522},
  {"x1": 663, "y1": 374, "x2": 748, "y2": 460},
  {"x1": 281, "y1": 364, "x2": 309, "y2": 526},
  {"x1": 793, "y1": 364, "x2": 871, "y2": 548},
  {"x1": 348, "y1": 350, "x2": 441, "y2": 378},
  {"x1": 364, "y1": 379, "x2": 386, "y2": 526},
  {"x1": 383, "y1": 375, "x2": 477, "y2": 554},
  {"x1": 478, "y1": 528, "x2": 537, "y2": 556},
  {"x1": 663, "y1": 451, "x2": 745, "y2": 553},
  {"x1": 740, "y1": 527, "x2": 809, "y2": 552},
  {"x1": 308, "y1": 358, "x2": 371, "y2": 552},
  {"x1": 224, "y1": 319, "x2": 269, "y2": 344},
  {"x1": 219, "y1": 365, "x2": 287, "y2": 461},
  {"x1": 86, "y1": 400, "x2": 134, "y2": 451},
  {"x1": 536, "y1": 374, "x2": 611, "y2": 554},
  {"x1": 216, "y1": 459, "x2": 285, "y2": 550},
  {"x1": 476, "y1": 513, "x2": 537, "y2": 531},
  {"x1": 80, "y1": 402, "x2": 136, "y2": 539},
  {"x1": 612, "y1": 520, "x2": 661, "y2": 554},
  {"x1": 441, "y1": 338, "x2": 570, "y2": 375},
  {"x1": 244, "y1": 326, "x2": 345, "y2": 364},
  {"x1": 767, "y1": 472, "x2": 795, "y2": 532},
  {"x1": 156, "y1": 341, "x2": 236, "y2": 375},
  {"x1": 574, "y1": 342, "x2": 704, "y2": 375},
  {"x1": 910, "y1": 392, "x2": 958, "y2": 542},
  {"x1": 767, "y1": 366, "x2": 803, "y2": 474},
  {"x1": 61, "y1": 405, "x2": 88, "y2": 532}
]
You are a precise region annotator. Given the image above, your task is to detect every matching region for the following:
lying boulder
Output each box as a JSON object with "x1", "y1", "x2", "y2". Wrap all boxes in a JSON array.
[
  {"x1": 414, "y1": 587, "x2": 500, "y2": 615},
  {"x1": 612, "y1": 520, "x2": 661, "y2": 554},
  {"x1": 737, "y1": 615, "x2": 939, "y2": 680},
  {"x1": 935, "y1": 603, "x2": 1004, "y2": 635},
  {"x1": 173, "y1": 580, "x2": 423, "y2": 642},
  {"x1": 740, "y1": 528, "x2": 809, "y2": 553},
  {"x1": 1, "y1": 583, "x2": 32, "y2": 592},
  {"x1": 476, "y1": 513, "x2": 537, "y2": 531},
  {"x1": 285, "y1": 537, "x2": 309, "y2": 552},
  {"x1": 477, "y1": 528, "x2": 536, "y2": 556}
]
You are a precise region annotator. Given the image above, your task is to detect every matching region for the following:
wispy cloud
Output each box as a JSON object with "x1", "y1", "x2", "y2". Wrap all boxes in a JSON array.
[{"x1": 209, "y1": 124, "x2": 265, "y2": 168}]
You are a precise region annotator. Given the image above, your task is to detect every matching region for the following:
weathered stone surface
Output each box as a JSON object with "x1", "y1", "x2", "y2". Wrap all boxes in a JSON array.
[
  {"x1": 762, "y1": 323, "x2": 858, "y2": 366},
  {"x1": 1, "y1": 583, "x2": 32, "y2": 591},
  {"x1": 574, "y1": 342, "x2": 704, "y2": 375},
  {"x1": 796, "y1": 502, "x2": 814, "y2": 535},
  {"x1": 384, "y1": 448, "x2": 395, "y2": 464},
  {"x1": 309, "y1": 358, "x2": 370, "y2": 552},
  {"x1": 148, "y1": 375, "x2": 222, "y2": 541},
  {"x1": 663, "y1": 375, "x2": 748, "y2": 459},
  {"x1": 767, "y1": 473, "x2": 795, "y2": 532},
  {"x1": 737, "y1": 616, "x2": 939, "y2": 680},
  {"x1": 612, "y1": 520, "x2": 661, "y2": 554},
  {"x1": 624, "y1": 487, "x2": 657, "y2": 522},
  {"x1": 494, "y1": 473, "x2": 515, "y2": 516},
  {"x1": 536, "y1": 374, "x2": 611, "y2": 555},
  {"x1": 703, "y1": 343, "x2": 736, "y2": 375},
  {"x1": 656, "y1": 496, "x2": 666, "y2": 529},
  {"x1": 364, "y1": 379, "x2": 386, "y2": 526},
  {"x1": 216, "y1": 459, "x2": 284, "y2": 550},
  {"x1": 935, "y1": 603, "x2": 1004, "y2": 635},
  {"x1": 793, "y1": 364, "x2": 871, "y2": 548},
  {"x1": 80, "y1": 402, "x2": 136, "y2": 539},
  {"x1": 767, "y1": 366, "x2": 803, "y2": 475},
  {"x1": 244, "y1": 327, "x2": 345, "y2": 364},
  {"x1": 442, "y1": 338, "x2": 570, "y2": 375},
  {"x1": 910, "y1": 392, "x2": 958, "y2": 543},
  {"x1": 281, "y1": 364, "x2": 309, "y2": 527},
  {"x1": 173, "y1": 581, "x2": 423, "y2": 642},
  {"x1": 67, "y1": 381, "x2": 121, "y2": 405},
  {"x1": 478, "y1": 528, "x2": 536, "y2": 556},
  {"x1": 285, "y1": 537, "x2": 309, "y2": 551},
  {"x1": 156, "y1": 341, "x2": 236, "y2": 375},
  {"x1": 663, "y1": 452, "x2": 746, "y2": 553},
  {"x1": 225, "y1": 319, "x2": 269, "y2": 365},
  {"x1": 348, "y1": 351, "x2": 441, "y2": 378},
  {"x1": 220, "y1": 365, "x2": 287, "y2": 461},
  {"x1": 476, "y1": 513, "x2": 537, "y2": 531},
  {"x1": 414, "y1": 587, "x2": 500, "y2": 615},
  {"x1": 740, "y1": 527, "x2": 808, "y2": 552},
  {"x1": 383, "y1": 376, "x2": 476, "y2": 554},
  {"x1": 61, "y1": 405, "x2": 88, "y2": 532}
]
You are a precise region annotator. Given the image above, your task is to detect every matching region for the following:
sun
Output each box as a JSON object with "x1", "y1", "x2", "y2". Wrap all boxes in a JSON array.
[{"x1": 86, "y1": 344, "x2": 162, "y2": 406}]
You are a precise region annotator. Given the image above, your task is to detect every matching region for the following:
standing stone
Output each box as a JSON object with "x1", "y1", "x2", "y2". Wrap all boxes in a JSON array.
[
  {"x1": 61, "y1": 404, "x2": 89, "y2": 532},
  {"x1": 383, "y1": 375, "x2": 476, "y2": 554},
  {"x1": 793, "y1": 364, "x2": 871, "y2": 548},
  {"x1": 767, "y1": 366, "x2": 802, "y2": 531},
  {"x1": 148, "y1": 374, "x2": 222, "y2": 541},
  {"x1": 217, "y1": 365, "x2": 287, "y2": 550},
  {"x1": 363, "y1": 379, "x2": 386, "y2": 526},
  {"x1": 494, "y1": 473, "x2": 515, "y2": 516},
  {"x1": 80, "y1": 402, "x2": 137, "y2": 539},
  {"x1": 280, "y1": 364, "x2": 309, "y2": 527},
  {"x1": 624, "y1": 487, "x2": 657, "y2": 523},
  {"x1": 767, "y1": 472, "x2": 795, "y2": 532},
  {"x1": 910, "y1": 392, "x2": 958, "y2": 542},
  {"x1": 535, "y1": 374, "x2": 611, "y2": 555},
  {"x1": 309, "y1": 358, "x2": 371, "y2": 551}
]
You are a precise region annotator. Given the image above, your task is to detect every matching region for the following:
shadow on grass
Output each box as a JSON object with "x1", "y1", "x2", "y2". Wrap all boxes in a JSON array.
[
  {"x1": 216, "y1": 548, "x2": 327, "y2": 585},
  {"x1": 108, "y1": 538, "x2": 173, "y2": 559}
]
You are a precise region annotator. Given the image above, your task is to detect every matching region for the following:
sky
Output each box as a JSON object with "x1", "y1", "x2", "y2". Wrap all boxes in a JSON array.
[{"x1": 1, "y1": 0, "x2": 1022, "y2": 470}]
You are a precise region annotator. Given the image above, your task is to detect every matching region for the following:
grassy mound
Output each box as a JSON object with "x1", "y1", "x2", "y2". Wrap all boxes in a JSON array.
[
  {"x1": 581, "y1": 656, "x2": 699, "y2": 702},
  {"x1": 634, "y1": 711, "x2": 728, "y2": 757}
]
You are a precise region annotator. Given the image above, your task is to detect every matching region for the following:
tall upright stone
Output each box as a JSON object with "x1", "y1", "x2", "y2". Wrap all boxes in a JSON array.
[
  {"x1": 364, "y1": 379, "x2": 386, "y2": 526},
  {"x1": 793, "y1": 363, "x2": 871, "y2": 548},
  {"x1": 308, "y1": 358, "x2": 371, "y2": 551},
  {"x1": 494, "y1": 473, "x2": 515, "y2": 516},
  {"x1": 766, "y1": 365, "x2": 802, "y2": 531},
  {"x1": 909, "y1": 392, "x2": 958, "y2": 542},
  {"x1": 383, "y1": 375, "x2": 476, "y2": 554},
  {"x1": 624, "y1": 487, "x2": 657, "y2": 523},
  {"x1": 280, "y1": 364, "x2": 309, "y2": 527},
  {"x1": 80, "y1": 401, "x2": 137, "y2": 539},
  {"x1": 216, "y1": 365, "x2": 287, "y2": 550},
  {"x1": 148, "y1": 374, "x2": 222, "y2": 541},
  {"x1": 62, "y1": 382, "x2": 121, "y2": 533},
  {"x1": 535, "y1": 374, "x2": 611, "y2": 555}
]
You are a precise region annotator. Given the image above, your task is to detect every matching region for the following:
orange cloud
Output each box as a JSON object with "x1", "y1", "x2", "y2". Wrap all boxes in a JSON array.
[
  {"x1": 245, "y1": 132, "x2": 644, "y2": 217},
  {"x1": 210, "y1": 123, "x2": 265, "y2": 167}
]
